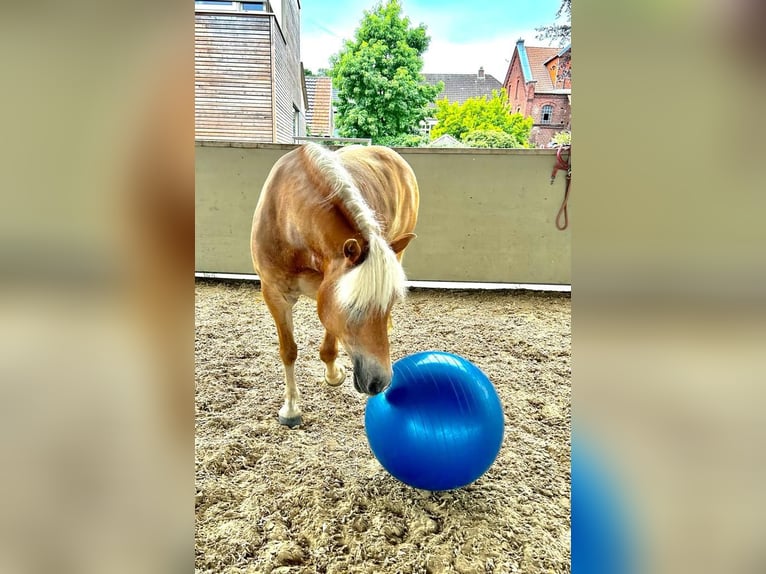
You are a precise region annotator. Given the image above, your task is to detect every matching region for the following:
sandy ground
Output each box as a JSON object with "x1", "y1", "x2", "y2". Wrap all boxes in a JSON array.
[{"x1": 195, "y1": 280, "x2": 571, "y2": 573}]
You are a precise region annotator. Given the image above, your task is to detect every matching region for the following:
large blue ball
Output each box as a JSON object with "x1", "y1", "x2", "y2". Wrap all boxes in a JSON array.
[
  {"x1": 365, "y1": 351, "x2": 505, "y2": 491},
  {"x1": 572, "y1": 435, "x2": 635, "y2": 574}
]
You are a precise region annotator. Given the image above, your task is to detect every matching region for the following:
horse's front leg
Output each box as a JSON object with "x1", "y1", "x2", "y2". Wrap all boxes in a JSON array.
[
  {"x1": 320, "y1": 331, "x2": 346, "y2": 386},
  {"x1": 261, "y1": 284, "x2": 301, "y2": 427}
]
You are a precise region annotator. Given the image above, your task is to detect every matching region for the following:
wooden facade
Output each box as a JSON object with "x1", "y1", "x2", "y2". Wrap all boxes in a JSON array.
[
  {"x1": 271, "y1": 0, "x2": 303, "y2": 142},
  {"x1": 195, "y1": 1, "x2": 304, "y2": 143}
]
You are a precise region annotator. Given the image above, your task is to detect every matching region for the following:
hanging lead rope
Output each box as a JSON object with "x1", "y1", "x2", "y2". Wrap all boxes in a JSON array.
[{"x1": 550, "y1": 145, "x2": 571, "y2": 230}]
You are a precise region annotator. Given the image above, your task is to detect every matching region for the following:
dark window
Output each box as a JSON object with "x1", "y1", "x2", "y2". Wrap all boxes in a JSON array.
[
  {"x1": 293, "y1": 105, "x2": 300, "y2": 137},
  {"x1": 242, "y1": 2, "x2": 266, "y2": 10},
  {"x1": 541, "y1": 104, "x2": 553, "y2": 125},
  {"x1": 195, "y1": 1, "x2": 235, "y2": 6}
]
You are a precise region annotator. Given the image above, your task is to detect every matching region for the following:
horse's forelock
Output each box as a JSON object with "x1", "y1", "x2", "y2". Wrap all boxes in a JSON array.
[
  {"x1": 300, "y1": 143, "x2": 406, "y2": 321},
  {"x1": 334, "y1": 234, "x2": 406, "y2": 323}
]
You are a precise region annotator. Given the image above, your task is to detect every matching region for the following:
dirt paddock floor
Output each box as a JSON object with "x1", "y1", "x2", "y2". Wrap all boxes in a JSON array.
[{"x1": 195, "y1": 280, "x2": 571, "y2": 573}]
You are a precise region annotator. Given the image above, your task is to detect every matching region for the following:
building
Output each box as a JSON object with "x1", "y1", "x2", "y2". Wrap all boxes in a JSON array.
[
  {"x1": 195, "y1": 0, "x2": 305, "y2": 143},
  {"x1": 427, "y1": 134, "x2": 467, "y2": 148},
  {"x1": 421, "y1": 67, "x2": 502, "y2": 137},
  {"x1": 503, "y1": 39, "x2": 571, "y2": 147},
  {"x1": 304, "y1": 75, "x2": 334, "y2": 137}
]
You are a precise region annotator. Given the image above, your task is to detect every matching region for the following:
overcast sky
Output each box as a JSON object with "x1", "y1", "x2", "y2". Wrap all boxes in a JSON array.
[{"x1": 300, "y1": 0, "x2": 564, "y2": 82}]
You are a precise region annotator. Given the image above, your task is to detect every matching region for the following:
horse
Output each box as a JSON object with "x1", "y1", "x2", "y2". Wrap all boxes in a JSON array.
[{"x1": 250, "y1": 143, "x2": 420, "y2": 427}]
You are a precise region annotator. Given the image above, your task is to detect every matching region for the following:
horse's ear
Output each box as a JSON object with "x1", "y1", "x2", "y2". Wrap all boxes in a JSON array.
[
  {"x1": 390, "y1": 233, "x2": 416, "y2": 255},
  {"x1": 343, "y1": 238, "x2": 363, "y2": 264}
]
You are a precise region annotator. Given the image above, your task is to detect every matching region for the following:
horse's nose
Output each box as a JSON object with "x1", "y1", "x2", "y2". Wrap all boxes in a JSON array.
[
  {"x1": 366, "y1": 374, "x2": 390, "y2": 395},
  {"x1": 352, "y1": 355, "x2": 390, "y2": 396}
]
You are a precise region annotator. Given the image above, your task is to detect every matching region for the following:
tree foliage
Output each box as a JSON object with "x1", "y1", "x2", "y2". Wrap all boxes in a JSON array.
[
  {"x1": 550, "y1": 130, "x2": 571, "y2": 146},
  {"x1": 329, "y1": 0, "x2": 442, "y2": 142},
  {"x1": 461, "y1": 130, "x2": 520, "y2": 149},
  {"x1": 536, "y1": 0, "x2": 571, "y2": 46},
  {"x1": 430, "y1": 90, "x2": 533, "y2": 147},
  {"x1": 375, "y1": 133, "x2": 429, "y2": 147}
]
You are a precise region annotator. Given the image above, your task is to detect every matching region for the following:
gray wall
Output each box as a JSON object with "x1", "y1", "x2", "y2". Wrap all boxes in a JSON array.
[{"x1": 196, "y1": 143, "x2": 571, "y2": 284}]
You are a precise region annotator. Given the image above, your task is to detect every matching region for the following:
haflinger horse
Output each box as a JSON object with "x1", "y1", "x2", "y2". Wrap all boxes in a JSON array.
[{"x1": 250, "y1": 143, "x2": 419, "y2": 427}]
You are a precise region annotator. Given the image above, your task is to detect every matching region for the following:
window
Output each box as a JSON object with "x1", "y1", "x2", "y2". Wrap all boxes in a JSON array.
[
  {"x1": 195, "y1": 1, "x2": 268, "y2": 12},
  {"x1": 195, "y1": 1, "x2": 237, "y2": 9},
  {"x1": 293, "y1": 105, "x2": 300, "y2": 137},
  {"x1": 541, "y1": 104, "x2": 553, "y2": 125}
]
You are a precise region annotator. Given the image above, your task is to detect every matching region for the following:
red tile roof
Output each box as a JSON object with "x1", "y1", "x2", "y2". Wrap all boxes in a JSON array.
[
  {"x1": 305, "y1": 76, "x2": 333, "y2": 136},
  {"x1": 524, "y1": 46, "x2": 560, "y2": 92}
]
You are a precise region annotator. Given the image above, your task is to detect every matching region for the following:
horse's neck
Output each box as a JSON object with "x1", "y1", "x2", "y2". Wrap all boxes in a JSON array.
[{"x1": 297, "y1": 204, "x2": 359, "y2": 268}]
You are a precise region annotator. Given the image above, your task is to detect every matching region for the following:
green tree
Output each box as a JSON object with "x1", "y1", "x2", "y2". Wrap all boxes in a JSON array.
[
  {"x1": 376, "y1": 133, "x2": 429, "y2": 147},
  {"x1": 304, "y1": 68, "x2": 330, "y2": 77},
  {"x1": 430, "y1": 90, "x2": 533, "y2": 147},
  {"x1": 462, "y1": 130, "x2": 520, "y2": 149},
  {"x1": 329, "y1": 0, "x2": 442, "y2": 142},
  {"x1": 550, "y1": 130, "x2": 571, "y2": 146}
]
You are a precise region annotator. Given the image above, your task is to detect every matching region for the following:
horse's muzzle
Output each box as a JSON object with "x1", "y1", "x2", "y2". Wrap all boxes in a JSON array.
[{"x1": 352, "y1": 355, "x2": 391, "y2": 396}]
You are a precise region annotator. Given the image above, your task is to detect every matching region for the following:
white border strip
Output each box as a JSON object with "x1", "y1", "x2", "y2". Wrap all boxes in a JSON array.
[{"x1": 195, "y1": 272, "x2": 571, "y2": 293}]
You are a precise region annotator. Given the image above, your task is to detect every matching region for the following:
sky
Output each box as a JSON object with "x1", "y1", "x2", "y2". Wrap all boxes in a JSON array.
[{"x1": 300, "y1": 0, "x2": 564, "y2": 82}]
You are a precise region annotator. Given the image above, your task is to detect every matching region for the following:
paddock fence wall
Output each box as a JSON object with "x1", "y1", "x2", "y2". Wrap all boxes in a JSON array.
[{"x1": 196, "y1": 142, "x2": 571, "y2": 285}]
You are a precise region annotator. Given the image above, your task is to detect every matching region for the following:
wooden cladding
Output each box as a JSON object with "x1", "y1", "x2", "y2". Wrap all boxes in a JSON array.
[
  {"x1": 271, "y1": 0, "x2": 303, "y2": 143},
  {"x1": 195, "y1": 13, "x2": 274, "y2": 142},
  {"x1": 195, "y1": 1, "x2": 304, "y2": 143}
]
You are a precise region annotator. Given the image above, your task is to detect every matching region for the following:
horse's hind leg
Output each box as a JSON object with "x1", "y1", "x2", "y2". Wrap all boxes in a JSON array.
[
  {"x1": 320, "y1": 331, "x2": 345, "y2": 386},
  {"x1": 261, "y1": 284, "x2": 301, "y2": 427}
]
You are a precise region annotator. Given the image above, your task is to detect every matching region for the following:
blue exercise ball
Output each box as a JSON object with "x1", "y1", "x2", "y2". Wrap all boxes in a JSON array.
[
  {"x1": 365, "y1": 351, "x2": 505, "y2": 491},
  {"x1": 572, "y1": 435, "x2": 636, "y2": 574}
]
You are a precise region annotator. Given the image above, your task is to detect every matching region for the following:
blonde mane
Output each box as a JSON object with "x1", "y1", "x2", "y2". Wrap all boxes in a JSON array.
[{"x1": 302, "y1": 143, "x2": 406, "y2": 321}]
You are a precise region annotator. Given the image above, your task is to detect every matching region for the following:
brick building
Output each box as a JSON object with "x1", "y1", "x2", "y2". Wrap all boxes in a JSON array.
[{"x1": 503, "y1": 39, "x2": 571, "y2": 147}]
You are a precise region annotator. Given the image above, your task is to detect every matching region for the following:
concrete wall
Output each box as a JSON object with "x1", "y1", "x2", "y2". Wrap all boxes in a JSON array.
[{"x1": 196, "y1": 142, "x2": 571, "y2": 284}]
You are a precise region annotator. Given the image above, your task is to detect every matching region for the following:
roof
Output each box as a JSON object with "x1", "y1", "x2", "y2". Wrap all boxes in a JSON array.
[
  {"x1": 504, "y1": 39, "x2": 569, "y2": 94},
  {"x1": 524, "y1": 46, "x2": 560, "y2": 91},
  {"x1": 423, "y1": 70, "x2": 502, "y2": 105},
  {"x1": 305, "y1": 76, "x2": 333, "y2": 137},
  {"x1": 543, "y1": 44, "x2": 571, "y2": 65},
  {"x1": 517, "y1": 44, "x2": 533, "y2": 83},
  {"x1": 428, "y1": 134, "x2": 467, "y2": 148}
]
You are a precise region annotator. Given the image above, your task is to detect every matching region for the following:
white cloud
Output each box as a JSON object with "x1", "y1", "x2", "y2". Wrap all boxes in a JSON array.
[
  {"x1": 422, "y1": 32, "x2": 540, "y2": 82},
  {"x1": 300, "y1": 31, "x2": 344, "y2": 73}
]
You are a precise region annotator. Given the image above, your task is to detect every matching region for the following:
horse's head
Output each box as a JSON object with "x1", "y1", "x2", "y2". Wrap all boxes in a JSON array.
[{"x1": 317, "y1": 233, "x2": 416, "y2": 396}]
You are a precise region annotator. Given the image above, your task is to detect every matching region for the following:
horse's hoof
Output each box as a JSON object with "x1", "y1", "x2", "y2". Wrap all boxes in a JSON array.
[
  {"x1": 278, "y1": 414, "x2": 302, "y2": 428},
  {"x1": 324, "y1": 368, "x2": 346, "y2": 387}
]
